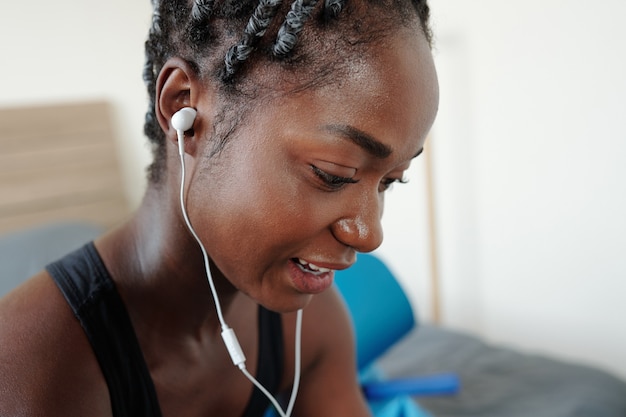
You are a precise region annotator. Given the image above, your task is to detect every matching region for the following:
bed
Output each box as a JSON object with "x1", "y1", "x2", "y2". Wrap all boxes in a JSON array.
[
  {"x1": 377, "y1": 324, "x2": 626, "y2": 416},
  {"x1": 1, "y1": 101, "x2": 625, "y2": 416}
]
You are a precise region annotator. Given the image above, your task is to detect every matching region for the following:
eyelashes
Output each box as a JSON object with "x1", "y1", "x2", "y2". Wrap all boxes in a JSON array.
[
  {"x1": 310, "y1": 165, "x2": 407, "y2": 192},
  {"x1": 379, "y1": 177, "x2": 408, "y2": 192},
  {"x1": 311, "y1": 165, "x2": 358, "y2": 190}
]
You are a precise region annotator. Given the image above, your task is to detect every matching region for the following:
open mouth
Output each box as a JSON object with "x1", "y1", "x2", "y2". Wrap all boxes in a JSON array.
[
  {"x1": 292, "y1": 258, "x2": 332, "y2": 276},
  {"x1": 289, "y1": 258, "x2": 336, "y2": 294}
]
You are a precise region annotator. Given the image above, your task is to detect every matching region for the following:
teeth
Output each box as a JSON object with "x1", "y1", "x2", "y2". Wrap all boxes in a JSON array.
[{"x1": 296, "y1": 258, "x2": 332, "y2": 274}]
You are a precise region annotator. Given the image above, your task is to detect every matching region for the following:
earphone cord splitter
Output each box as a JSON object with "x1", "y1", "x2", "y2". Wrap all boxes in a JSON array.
[{"x1": 177, "y1": 131, "x2": 302, "y2": 417}]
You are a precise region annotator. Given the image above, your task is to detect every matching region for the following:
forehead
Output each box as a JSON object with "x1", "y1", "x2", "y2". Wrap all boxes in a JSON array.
[
  {"x1": 289, "y1": 28, "x2": 439, "y2": 161},
  {"x1": 218, "y1": 26, "x2": 439, "y2": 169}
]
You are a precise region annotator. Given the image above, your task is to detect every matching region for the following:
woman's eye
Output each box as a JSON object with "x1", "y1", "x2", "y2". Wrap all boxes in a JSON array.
[
  {"x1": 379, "y1": 177, "x2": 408, "y2": 192},
  {"x1": 311, "y1": 165, "x2": 358, "y2": 190}
]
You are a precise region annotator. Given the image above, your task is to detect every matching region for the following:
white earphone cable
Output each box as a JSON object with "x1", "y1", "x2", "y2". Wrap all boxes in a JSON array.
[
  {"x1": 177, "y1": 133, "x2": 228, "y2": 328},
  {"x1": 285, "y1": 308, "x2": 303, "y2": 417},
  {"x1": 177, "y1": 129, "x2": 302, "y2": 417},
  {"x1": 237, "y1": 310, "x2": 302, "y2": 417}
]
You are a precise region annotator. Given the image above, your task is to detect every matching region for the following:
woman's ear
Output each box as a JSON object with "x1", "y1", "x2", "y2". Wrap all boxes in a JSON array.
[{"x1": 155, "y1": 58, "x2": 209, "y2": 155}]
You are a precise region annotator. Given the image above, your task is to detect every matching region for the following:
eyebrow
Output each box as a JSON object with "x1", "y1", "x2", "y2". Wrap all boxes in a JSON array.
[{"x1": 323, "y1": 124, "x2": 392, "y2": 159}]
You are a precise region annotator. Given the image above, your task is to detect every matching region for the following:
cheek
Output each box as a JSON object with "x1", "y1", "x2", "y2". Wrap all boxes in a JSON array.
[{"x1": 188, "y1": 149, "x2": 319, "y2": 261}]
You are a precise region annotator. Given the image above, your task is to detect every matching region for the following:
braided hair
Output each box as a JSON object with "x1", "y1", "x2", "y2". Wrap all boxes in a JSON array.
[{"x1": 143, "y1": 0, "x2": 432, "y2": 183}]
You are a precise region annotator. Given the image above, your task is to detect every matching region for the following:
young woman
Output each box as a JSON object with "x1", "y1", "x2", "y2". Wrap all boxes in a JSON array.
[{"x1": 0, "y1": 0, "x2": 438, "y2": 416}]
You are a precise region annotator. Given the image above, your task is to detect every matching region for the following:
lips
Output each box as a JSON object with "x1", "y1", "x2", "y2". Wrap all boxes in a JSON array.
[{"x1": 289, "y1": 258, "x2": 335, "y2": 294}]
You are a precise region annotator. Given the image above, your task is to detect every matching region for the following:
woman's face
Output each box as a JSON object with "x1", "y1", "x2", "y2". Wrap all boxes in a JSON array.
[{"x1": 187, "y1": 28, "x2": 439, "y2": 312}]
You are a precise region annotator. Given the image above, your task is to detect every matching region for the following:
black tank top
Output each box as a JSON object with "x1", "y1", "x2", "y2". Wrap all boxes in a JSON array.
[{"x1": 46, "y1": 242, "x2": 284, "y2": 417}]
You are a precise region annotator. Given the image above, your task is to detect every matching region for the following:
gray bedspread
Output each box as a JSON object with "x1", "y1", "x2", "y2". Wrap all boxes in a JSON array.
[{"x1": 377, "y1": 324, "x2": 626, "y2": 417}]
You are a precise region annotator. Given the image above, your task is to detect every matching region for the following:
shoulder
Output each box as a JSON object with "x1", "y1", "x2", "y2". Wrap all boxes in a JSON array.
[
  {"x1": 300, "y1": 286, "x2": 355, "y2": 355},
  {"x1": 281, "y1": 286, "x2": 355, "y2": 371},
  {"x1": 300, "y1": 286, "x2": 357, "y2": 374},
  {"x1": 282, "y1": 287, "x2": 371, "y2": 416},
  {"x1": 0, "y1": 271, "x2": 112, "y2": 416}
]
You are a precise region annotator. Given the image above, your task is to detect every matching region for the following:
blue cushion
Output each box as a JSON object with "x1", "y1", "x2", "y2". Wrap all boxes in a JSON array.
[{"x1": 334, "y1": 253, "x2": 416, "y2": 370}]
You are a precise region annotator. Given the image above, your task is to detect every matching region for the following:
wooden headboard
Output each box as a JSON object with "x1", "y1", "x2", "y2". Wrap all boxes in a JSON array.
[{"x1": 0, "y1": 101, "x2": 130, "y2": 235}]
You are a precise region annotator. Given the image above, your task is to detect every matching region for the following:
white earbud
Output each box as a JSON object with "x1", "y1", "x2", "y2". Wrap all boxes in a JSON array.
[
  {"x1": 172, "y1": 107, "x2": 197, "y2": 132},
  {"x1": 172, "y1": 107, "x2": 197, "y2": 156}
]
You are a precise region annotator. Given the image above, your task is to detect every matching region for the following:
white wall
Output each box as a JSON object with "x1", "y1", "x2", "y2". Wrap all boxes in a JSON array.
[
  {"x1": 0, "y1": 1, "x2": 153, "y2": 207},
  {"x1": 3, "y1": 0, "x2": 625, "y2": 380},
  {"x1": 403, "y1": 0, "x2": 626, "y2": 379}
]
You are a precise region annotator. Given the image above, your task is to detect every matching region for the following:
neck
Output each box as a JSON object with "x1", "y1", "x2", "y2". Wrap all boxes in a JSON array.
[{"x1": 95, "y1": 184, "x2": 241, "y2": 343}]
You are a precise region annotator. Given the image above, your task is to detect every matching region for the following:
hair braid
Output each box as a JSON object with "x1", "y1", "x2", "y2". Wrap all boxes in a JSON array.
[
  {"x1": 272, "y1": 0, "x2": 320, "y2": 58},
  {"x1": 323, "y1": 0, "x2": 345, "y2": 19},
  {"x1": 191, "y1": 0, "x2": 215, "y2": 21},
  {"x1": 223, "y1": 0, "x2": 284, "y2": 80},
  {"x1": 189, "y1": 0, "x2": 217, "y2": 48}
]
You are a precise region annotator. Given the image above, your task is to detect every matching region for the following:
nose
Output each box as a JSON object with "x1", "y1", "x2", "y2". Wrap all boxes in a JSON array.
[{"x1": 331, "y1": 192, "x2": 384, "y2": 253}]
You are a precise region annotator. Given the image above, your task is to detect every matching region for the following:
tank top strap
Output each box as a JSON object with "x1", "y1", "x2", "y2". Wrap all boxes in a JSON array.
[
  {"x1": 242, "y1": 305, "x2": 285, "y2": 417},
  {"x1": 47, "y1": 242, "x2": 162, "y2": 417}
]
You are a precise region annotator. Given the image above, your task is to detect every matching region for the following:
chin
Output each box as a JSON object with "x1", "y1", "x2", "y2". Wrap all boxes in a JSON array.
[{"x1": 256, "y1": 292, "x2": 314, "y2": 314}]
